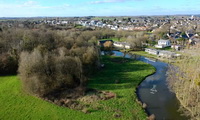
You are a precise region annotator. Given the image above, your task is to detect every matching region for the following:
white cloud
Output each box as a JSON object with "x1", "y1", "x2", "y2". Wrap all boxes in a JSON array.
[
  {"x1": 51, "y1": 4, "x2": 71, "y2": 9},
  {"x1": 22, "y1": 1, "x2": 38, "y2": 7},
  {"x1": 90, "y1": 0, "x2": 143, "y2": 4},
  {"x1": 90, "y1": 0, "x2": 128, "y2": 4},
  {"x1": 0, "y1": 1, "x2": 70, "y2": 10},
  {"x1": 19, "y1": 1, "x2": 52, "y2": 9},
  {"x1": 0, "y1": 1, "x2": 71, "y2": 17},
  {"x1": 0, "y1": 1, "x2": 46, "y2": 9}
]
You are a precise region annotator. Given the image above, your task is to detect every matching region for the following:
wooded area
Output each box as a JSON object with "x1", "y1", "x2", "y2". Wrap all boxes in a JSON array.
[{"x1": 0, "y1": 26, "x2": 103, "y2": 97}]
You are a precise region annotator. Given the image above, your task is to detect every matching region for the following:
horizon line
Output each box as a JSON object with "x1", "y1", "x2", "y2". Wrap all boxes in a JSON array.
[{"x1": 0, "y1": 14, "x2": 199, "y2": 18}]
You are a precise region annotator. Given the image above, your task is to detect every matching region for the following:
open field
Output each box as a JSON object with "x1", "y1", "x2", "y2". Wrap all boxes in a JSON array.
[
  {"x1": 0, "y1": 56, "x2": 155, "y2": 120},
  {"x1": 146, "y1": 46, "x2": 173, "y2": 51},
  {"x1": 101, "y1": 37, "x2": 126, "y2": 42},
  {"x1": 130, "y1": 51, "x2": 158, "y2": 59},
  {"x1": 130, "y1": 51, "x2": 181, "y2": 63}
]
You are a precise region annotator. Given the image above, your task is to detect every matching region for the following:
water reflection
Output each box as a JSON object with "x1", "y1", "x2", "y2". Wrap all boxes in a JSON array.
[{"x1": 150, "y1": 85, "x2": 157, "y2": 94}]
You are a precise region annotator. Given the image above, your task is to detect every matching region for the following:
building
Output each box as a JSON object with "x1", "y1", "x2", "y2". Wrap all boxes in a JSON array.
[
  {"x1": 113, "y1": 42, "x2": 131, "y2": 49},
  {"x1": 155, "y1": 40, "x2": 171, "y2": 48},
  {"x1": 171, "y1": 45, "x2": 183, "y2": 51},
  {"x1": 158, "y1": 51, "x2": 176, "y2": 58},
  {"x1": 145, "y1": 48, "x2": 181, "y2": 58},
  {"x1": 145, "y1": 48, "x2": 159, "y2": 55}
]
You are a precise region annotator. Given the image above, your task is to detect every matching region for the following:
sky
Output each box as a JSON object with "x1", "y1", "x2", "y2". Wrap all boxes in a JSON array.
[{"x1": 0, "y1": 0, "x2": 200, "y2": 17}]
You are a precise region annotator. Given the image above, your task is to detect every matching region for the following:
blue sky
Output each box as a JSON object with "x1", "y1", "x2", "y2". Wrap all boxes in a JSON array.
[{"x1": 0, "y1": 0, "x2": 200, "y2": 17}]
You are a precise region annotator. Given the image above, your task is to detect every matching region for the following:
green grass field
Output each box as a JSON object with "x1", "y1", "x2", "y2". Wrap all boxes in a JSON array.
[
  {"x1": 0, "y1": 56, "x2": 155, "y2": 120},
  {"x1": 130, "y1": 51, "x2": 179, "y2": 63},
  {"x1": 101, "y1": 37, "x2": 125, "y2": 42},
  {"x1": 130, "y1": 51, "x2": 157, "y2": 59},
  {"x1": 146, "y1": 46, "x2": 173, "y2": 51}
]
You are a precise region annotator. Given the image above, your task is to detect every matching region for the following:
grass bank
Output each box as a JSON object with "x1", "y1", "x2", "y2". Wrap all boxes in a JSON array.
[
  {"x1": 130, "y1": 51, "x2": 177, "y2": 63},
  {"x1": 0, "y1": 56, "x2": 155, "y2": 120},
  {"x1": 88, "y1": 56, "x2": 155, "y2": 119},
  {"x1": 101, "y1": 37, "x2": 125, "y2": 42},
  {"x1": 130, "y1": 51, "x2": 157, "y2": 59}
]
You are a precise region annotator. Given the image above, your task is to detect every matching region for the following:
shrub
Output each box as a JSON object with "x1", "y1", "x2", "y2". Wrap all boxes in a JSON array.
[
  {"x1": 18, "y1": 48, "x2": 91, "y2": 96},
  {"x1": 0, "y1": 53, "x2": 18, "y2": 75},
  {"x1": 103, "y1": 41, "x2": 113, "y2": 51}
]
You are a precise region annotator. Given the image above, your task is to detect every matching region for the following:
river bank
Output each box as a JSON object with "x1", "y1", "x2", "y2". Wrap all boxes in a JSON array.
[
  {"x1": 112, "y1": 50, "x2": 190, "y2": 119},
  {"x1": 167, "y1": 54, "x2": 200, "y2": 120},
  {"x1": 130, "y1": 51, "x2": 177, "y2": 63},
  {"x1": 119, "y1": 49, "x2": 181, "y2": 63},
  {"x1": 88, "y1": 55, "x2": 156, "y2": 119}
]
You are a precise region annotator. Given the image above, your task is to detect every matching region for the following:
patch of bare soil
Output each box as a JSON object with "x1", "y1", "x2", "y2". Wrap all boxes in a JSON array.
[{"x1": 43, "y1": 87, "x2": 116, "y2": 113}]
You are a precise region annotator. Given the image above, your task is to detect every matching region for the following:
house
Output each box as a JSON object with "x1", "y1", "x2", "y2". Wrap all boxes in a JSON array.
[
  {"x1": 145, "y1": 48, "x2": 151, "y2": 52},
  {"x1": 61, "y1": 21, "x2": 68, "y2": 24},
  {"x1": 171, "y1": 45, "x2": 183, "y2": 51},
  {"x1": 95, "y1": 21, "x2": 103, "y2": 27},
  {"x1": 111, "y1": 26, "x2": 118, "y2": 30},
  {"x1": 89, "y1": 20, "x2": 98, "y2": 26},
  {"x1": 113, "y1": 42, "x2": 131, "y2": 49},
  {"x1": 186, "y1": 32, "x2": 194, "y2": 38},
  {"x1": 188, "y1": 37, "x2": 200, "y2": 48},
  {"x1": 193, "y1": 38, "x2": 200, "y2": 45},
  {"x1": 145, "y1": 48, "x2": 159, "y2": 55},
  {"x1": 167, "y1": 32, "x2": 182, "y2": 39},
  {"x1": 158, "y1": 51, "x2": 176, "y2": 58},
  {"x1": 113, "y1": 42, "x2": 123, "y2": 48},
  {"x1": 145, "y1": 48, "x2": 181, "y2": 58},
  {"x1": 133, "y1": 26, "x2": 148, "y2": 31},
  {"x1": 155, "y1": 40, "x2": 171, "y2": 48}
]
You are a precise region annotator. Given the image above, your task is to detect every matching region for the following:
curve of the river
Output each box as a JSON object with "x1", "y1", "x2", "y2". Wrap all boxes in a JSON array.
[{"x1": 109, "y1": 51, "x2": 189, "y2": 120}]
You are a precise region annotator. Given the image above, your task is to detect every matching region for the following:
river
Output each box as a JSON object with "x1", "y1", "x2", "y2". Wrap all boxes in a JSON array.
[{"x1": 107, "y1": 51, "x2": 189, "y2": 120}]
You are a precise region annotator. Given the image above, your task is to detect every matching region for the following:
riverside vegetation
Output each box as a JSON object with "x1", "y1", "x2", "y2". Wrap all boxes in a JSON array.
[{"x1": 168, "y1": 48, "x2": 200, "y2": 119}]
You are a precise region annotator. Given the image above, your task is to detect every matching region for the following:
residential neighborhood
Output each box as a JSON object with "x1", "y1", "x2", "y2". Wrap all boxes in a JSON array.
[{"x1": 17, "y1": 16, "x2": 200, "y2": 49}]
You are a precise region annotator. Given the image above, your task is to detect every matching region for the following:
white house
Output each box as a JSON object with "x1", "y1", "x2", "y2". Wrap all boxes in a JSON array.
[
  {"x1": 111, "y1": 26, "x2": 118, "y2": 30},
  {"x1": 113, "y1": 42, "x2": 123, "y2": 48},
  {"x1": 171, "y1": 45, "x2": 182, "y2": 51},
  {"x1": 145, "y1": 48, "x2": 159, "y2": 55},
  {"x1": 124, "y1": 44, "x2": 131, "y2": 49},
  {"x1": 61, "y1": 21, "x2": 68, "y2": 24},
  {"x1": 113, "y1": 42, "x2": 131, "y2": 49},
  {"x1": 95, "y1": 21, "x2": 103, "y2": 27},
  {"x1": 158, "y1": 51, "x2": 176, "y2": 58},
  {"x1": 155, "y1": 40, "x2": 171, "y2": 48},
  {"x1": 145, "y1": 48, "x2": 181, "y2": 58}
]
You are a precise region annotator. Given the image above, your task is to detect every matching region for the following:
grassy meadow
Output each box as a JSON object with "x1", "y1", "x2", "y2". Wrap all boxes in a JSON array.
[
  {"x1": 101, "y1": 37, "x2": 126, "y2": 42},
  {"x1": 130, "y1": 51, "x2": 157, "y2": 59},
  {"x1": 0, "y1": 56, "x2": 155, "y2": 120}
]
